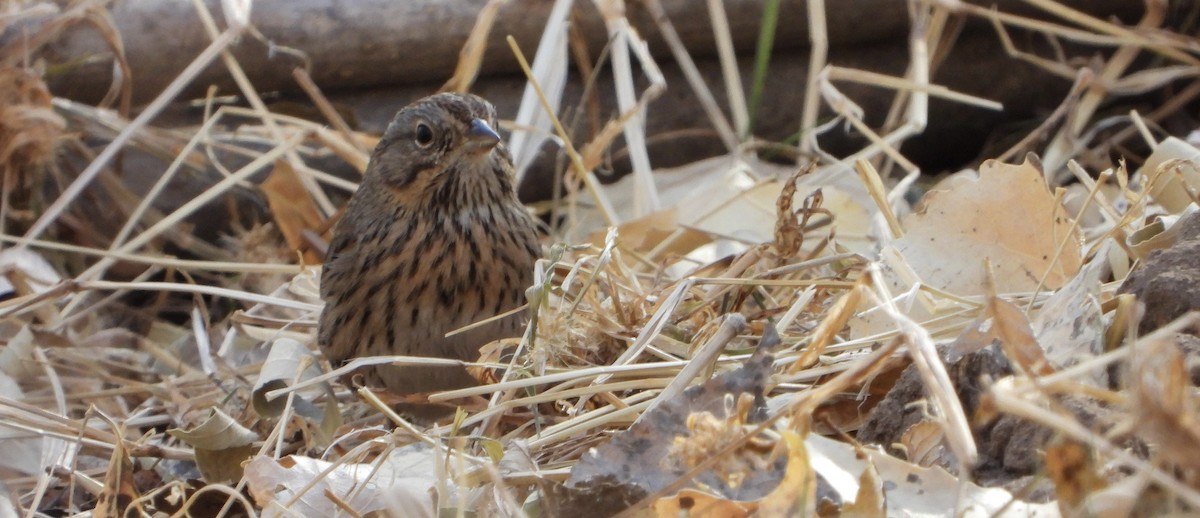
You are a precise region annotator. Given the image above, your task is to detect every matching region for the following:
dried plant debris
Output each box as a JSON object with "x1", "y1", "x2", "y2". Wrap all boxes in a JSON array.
[
  {"x1": 858, "y1": 340, "x2": 1009, "y2": 471},
  {"x1": 553, "y1": 327, "x2": 838, "y2": 515},
  {"x1": 852, "y1": 157, "x2": 1084, "y2": 339},
  {"x1": 0, "y1": 66, "x2": 62, "y2": 213},
  {"x1": 245, "y1": 443, "x2": 458, "y2": 518},
  {"x1": 6, "y1": 0, "x2": 1200, "y2": 516},
  {"x1": 1129, "y1": 317, "x2": 1200, "y2": 473}
]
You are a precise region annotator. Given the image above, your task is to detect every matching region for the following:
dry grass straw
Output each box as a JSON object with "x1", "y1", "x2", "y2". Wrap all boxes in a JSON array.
[{"x1": 0, "y1": 0, "x2": 1199, "y2": 515}]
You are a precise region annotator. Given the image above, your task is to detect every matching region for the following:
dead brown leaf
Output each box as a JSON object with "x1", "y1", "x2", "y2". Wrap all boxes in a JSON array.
[
  {"x1": 261, "y1": 160, "x2": 326, "y2": 265},
  {"x1": 988, "y1": 295, "x2": 1055, "y2": 377}
]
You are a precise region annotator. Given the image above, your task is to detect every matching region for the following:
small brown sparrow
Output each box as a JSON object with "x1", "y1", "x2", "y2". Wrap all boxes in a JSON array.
[{"x1": 318, "y1": 93, "x2": 539, "y2": 414}]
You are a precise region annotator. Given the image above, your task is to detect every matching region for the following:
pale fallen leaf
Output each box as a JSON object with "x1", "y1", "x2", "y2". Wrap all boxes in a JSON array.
[
  {"x1": 245, "y1": 444, "x2": 453, "y2": 518},
  {"x1": 247, "y1": 455, "x2": 393, "y2": 518},
  {"x1": 686, "y1": 175, "x2": 871, "y2": 255},
  {"x1": 0, "y1": 368, "x2": 41, "y2": 478},
  {"x1": 573, "y1": 154, "x2": 874, "y2": 257},
  {"x1": 587, "y1": 207, "x2": 713, "y2": 265},
  {"x1": 806, "y1": 433, "x2": 1060, "y2": 517},
  {"x1": 1033, "y1": 244, "x2": 1109, "y2": 386},
  {"x1": 1077, "y1": 471, "x2": 1148, "y2": 517},
  {"x1": 854, "y1": 158, "x2": 1082, "y2": 339},
  {"x1": 897, "y1": 158, "x2": 1082, "y2": 296},
  {"x1": 1061, "y1": 181, "x2": 1120, "y2": 234}
]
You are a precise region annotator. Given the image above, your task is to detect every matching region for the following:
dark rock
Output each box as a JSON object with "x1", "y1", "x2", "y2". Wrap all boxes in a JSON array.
[{"x1": 856, "y1": 343, "x2": 1120, "y2": 491}]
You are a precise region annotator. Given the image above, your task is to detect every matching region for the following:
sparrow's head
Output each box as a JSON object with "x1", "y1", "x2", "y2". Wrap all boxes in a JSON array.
[{"x1": 366, "y1": 93, "x2": 514, "y2": 207}]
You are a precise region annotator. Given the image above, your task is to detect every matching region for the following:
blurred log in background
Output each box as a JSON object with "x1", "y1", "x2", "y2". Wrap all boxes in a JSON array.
[{"x1": 28, "y1": 0, "x2": 1165, "y2": 202}]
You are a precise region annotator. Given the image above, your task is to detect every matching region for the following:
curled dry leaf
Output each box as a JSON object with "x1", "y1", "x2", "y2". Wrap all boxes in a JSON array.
[
  {"x1": 773, "y1": 164, "x2": 818, "y2": 259},
  {"x1": 234, "y1": 267, "x2": 322, "y2": 347},
  {"x1": 168, "y1": 409, "x2": 258, "y2": 483},
  {"x1": 1126, "y1": 204, "x2": 1198, "y2": 261},
  {"x1": 251, "y1": 338, "x2": 326, "y2": 420},
  {"x1": 900, "y1": 420, "x2": 950, "y2": 469}
]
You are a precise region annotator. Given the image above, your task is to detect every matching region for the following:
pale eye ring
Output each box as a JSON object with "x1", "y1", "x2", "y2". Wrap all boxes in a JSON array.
[{"x1": 415, "y1": 123, "x2": 434, "y2": 147}]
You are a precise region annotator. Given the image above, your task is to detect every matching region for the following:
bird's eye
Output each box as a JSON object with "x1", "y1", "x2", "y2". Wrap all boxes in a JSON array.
[{"x1": 415, "y1": 123, "x2": 434, "y2": 147}]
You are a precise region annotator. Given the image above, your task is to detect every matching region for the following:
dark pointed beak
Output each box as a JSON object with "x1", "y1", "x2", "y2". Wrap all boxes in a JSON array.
[{"x1": 466, "y1": 118, "x2": 501, "y2": 149}]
